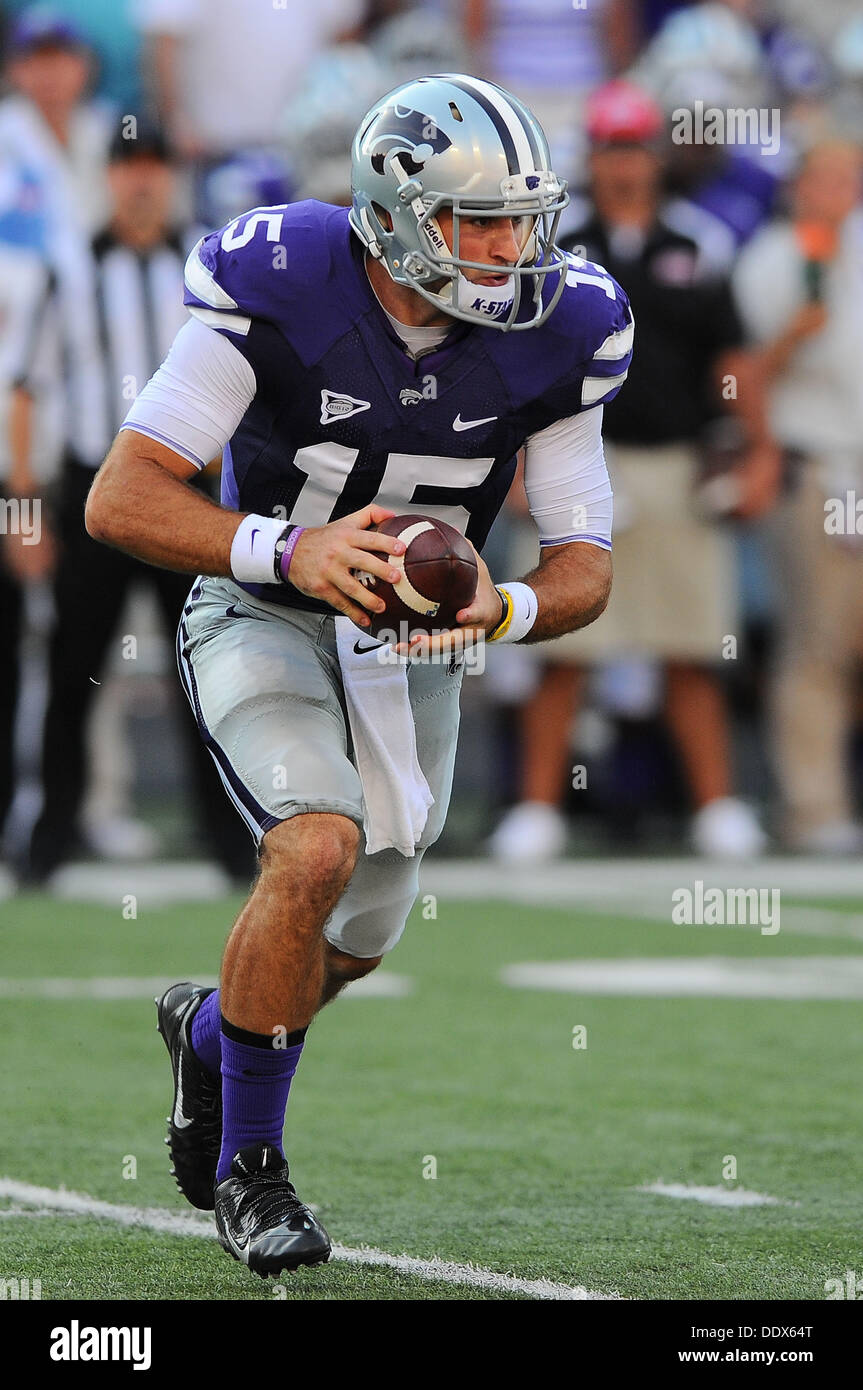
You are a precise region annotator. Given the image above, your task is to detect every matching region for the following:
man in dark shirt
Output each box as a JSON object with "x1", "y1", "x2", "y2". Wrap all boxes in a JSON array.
[
  {"x1": 490, "y1": 79, "x2": 780, "y2": 863},
  {"x1": 6, "y1": 123, "x2": 254, "y2": 885}
]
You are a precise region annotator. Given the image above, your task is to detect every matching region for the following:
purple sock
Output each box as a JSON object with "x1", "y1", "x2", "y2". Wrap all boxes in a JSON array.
[
  {"x1": 190, "y1": 989, "x2": 222, "y2": 1075},
  {"x1": 216, "y1": 1018, "x2": 305, "y2": 1183}
]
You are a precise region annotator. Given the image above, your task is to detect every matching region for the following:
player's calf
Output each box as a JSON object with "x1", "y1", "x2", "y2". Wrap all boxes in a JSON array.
[{"x1": 220, "y1": 813, "x2": 360, "y2": 1035}]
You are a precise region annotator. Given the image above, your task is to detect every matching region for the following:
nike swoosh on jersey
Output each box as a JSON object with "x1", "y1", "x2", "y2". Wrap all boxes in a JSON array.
[{"x1": 452, "y1": 413, "x2": 498, "y2": 431}]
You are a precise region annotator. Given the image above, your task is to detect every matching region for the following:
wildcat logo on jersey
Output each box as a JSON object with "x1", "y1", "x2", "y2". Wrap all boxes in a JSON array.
[
  {"x1": 367, "y1": 104, "x2": 453, "y2": 177},
  {"x1": 399, "y1": 388, "x2": 424, "y2": 407},
  {"x1": 320, "y1": 390, "x2": 371, "y2": 426}
]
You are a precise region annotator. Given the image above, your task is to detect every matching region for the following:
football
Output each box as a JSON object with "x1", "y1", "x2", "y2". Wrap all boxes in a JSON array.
[{"x1": 354, "y1": 514, "x2": 479, "y2": 640}]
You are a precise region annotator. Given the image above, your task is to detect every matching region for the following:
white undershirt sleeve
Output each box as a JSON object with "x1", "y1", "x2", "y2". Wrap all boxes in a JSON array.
[
  {"x1": 120, "y1": 315, "x2": 256, "y2": 469},
  {"x1": 522, "y1": 405, "x2": 613, "y2": 550}
]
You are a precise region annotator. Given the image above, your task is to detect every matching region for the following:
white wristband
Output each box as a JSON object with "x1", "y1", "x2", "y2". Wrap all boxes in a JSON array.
[
  {"x1": 490, "y1": 580, "x2": 538, "y2": 643},
  {"x1": 229, "y1": 514, "x2": 288, "y2": 584}
]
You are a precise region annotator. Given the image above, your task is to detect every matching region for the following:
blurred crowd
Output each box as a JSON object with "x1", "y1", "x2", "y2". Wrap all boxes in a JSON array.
[{"x1": 0, "y1": 0, "x2": 862, "y2": 883}]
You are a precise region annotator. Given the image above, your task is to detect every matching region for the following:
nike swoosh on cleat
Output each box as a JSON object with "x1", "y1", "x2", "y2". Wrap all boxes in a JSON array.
[
  {"x1": 221, "y1": 1223, "x2": 251, "y2": 1264},
  {"x1": 172, "y1": 1065, "x2": 193, "y2": 1130},
  {"x1": 453, "y1": 413, "x2": 498, "y2": 432}
]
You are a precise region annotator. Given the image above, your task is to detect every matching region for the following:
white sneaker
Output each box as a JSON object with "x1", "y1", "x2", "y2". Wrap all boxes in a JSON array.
[
  {"x1": 794, "y1": 821, "x2": 863, "y2": 855},
  {"x1": 691, "y1": 797, "x2": 766, "y2": 860},
  {"x1": 84, "y1": 815, "x2": 160, "y2": 861},
  {"x1": 488, "y1": 801, "x2": 568, "y2": 864}
]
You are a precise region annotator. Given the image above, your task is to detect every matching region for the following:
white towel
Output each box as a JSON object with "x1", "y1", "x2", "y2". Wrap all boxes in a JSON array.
[{"x1": 334, "y1": 617, "x2": 434, "y2": 857}]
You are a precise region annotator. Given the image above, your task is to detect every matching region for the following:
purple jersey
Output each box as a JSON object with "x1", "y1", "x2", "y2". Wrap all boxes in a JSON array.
[{"x1": 183, "y1": 200, "x2": 632, "y2": 608}]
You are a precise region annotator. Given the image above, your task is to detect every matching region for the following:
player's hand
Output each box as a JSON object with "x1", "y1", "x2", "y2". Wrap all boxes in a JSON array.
[
  {"x1": 287, "y1": 504, "x2": 407, "y2": 628},
  {"x1": 1, "y1": 521, "x2": 56, "y2": 583},
  {"x1": 734, "y1": 441, "x2": 783, "y2": 520},
  {"x1": 786, "y1": 302, "x2": 828, "y2": 344},
  {"x1": 394, "y1": 543, "x2": 502, "y2": 659}
]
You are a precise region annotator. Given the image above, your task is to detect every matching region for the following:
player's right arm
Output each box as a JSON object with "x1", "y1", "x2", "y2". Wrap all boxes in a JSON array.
[
  {"x1": 85, "y1": 320, "x2": 405, "y2": 628},
  {"x1": 86, "y1": 428, "x2": 244, "y2": 572}
]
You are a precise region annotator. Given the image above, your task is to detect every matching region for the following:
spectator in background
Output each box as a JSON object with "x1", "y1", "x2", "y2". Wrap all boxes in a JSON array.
[
  {"x1": 278, "y1": 41, "x2": 389, "y2": 207},
  {"x1": 135, "y1": 0, "x2": 365, "y2": 168},
  {"x1": 6, "y1": 124, "x2": 255, "y2": 885},
  {"x1": 371, "y1": 8, "x2": 461, "y2": 88},
  {"x1": 0, "y1": 5, "x2": 111, "y2": 237},
  {"x1": 0, "y1": 157, "x2": 57, "y2": 859},
  {"x1": 0, "y1": 0, "x2": 144, "y2": 111},
  {"x1": 631, "y1": 2, "x2": 781, "y2": 245},
  {"x1": 832, "y1": 19, "x2": 863, "y2": 144},
  {"x1": 490, "y1": 81, "x2": 777, "y2": 864},
  {"x1": 465, "y1": 0, "x2": 639, "y2": 183},
  {"x1": 733, "y1": 139, "x2": 863, "y2": 853},
  {"x1": 198, "y1": 149, "x2": 296, "y2": 232}
]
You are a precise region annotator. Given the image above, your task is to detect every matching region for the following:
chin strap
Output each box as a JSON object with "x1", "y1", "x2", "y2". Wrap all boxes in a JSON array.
[
  {"x1": 356, "y1": 205, "x2": 384, "y2": 258},
  {"x1": 452, "y1": 271, "x2": 515, "y2": 318}
]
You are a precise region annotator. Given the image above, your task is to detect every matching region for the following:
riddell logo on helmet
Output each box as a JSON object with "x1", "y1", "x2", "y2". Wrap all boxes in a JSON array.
[
  {"x1": 421, "y1": 217, "x2": 448, "y2": 254},
  {"x1": 368, "y1": 104, "x2": 453, "y2": 177}
]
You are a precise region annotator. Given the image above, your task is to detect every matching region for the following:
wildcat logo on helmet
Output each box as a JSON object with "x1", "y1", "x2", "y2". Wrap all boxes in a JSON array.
[
  {"x1": 366, "y1": 103, "x2": 453, "y2": 177},
  {"x1": 349, "y1": 73, "x2": 572, "y2": 330},
  {"x1": 320, "y1": 390, "x2": 371, "y2": 425}
]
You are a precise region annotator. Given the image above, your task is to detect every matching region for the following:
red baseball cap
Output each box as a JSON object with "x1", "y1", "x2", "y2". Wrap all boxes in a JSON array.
[{"x1": 585, "y1": 80, "x2": 663, "y2": 146}]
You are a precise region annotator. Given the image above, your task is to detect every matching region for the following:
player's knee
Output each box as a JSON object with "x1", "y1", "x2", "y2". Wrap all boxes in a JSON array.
[{"x1": 261, "y1": 813, "x2": 360, "y2": 889}]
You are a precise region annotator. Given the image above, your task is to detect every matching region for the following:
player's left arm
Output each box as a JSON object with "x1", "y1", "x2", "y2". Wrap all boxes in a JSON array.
[
  {"x1": 401, "y1": 405, "x2": 613, "y2": 656},
  {"x1": 499, "y1": 403, "x2": 613, "y2": 642},
  {"x1": 504, "y1": 538, "x2": 611, "y2": 642}
]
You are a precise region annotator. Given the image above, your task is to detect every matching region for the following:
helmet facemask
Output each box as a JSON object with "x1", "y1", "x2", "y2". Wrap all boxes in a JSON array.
[{"x1": 363, "y1": 162, "x2": 569, "y2": 331}]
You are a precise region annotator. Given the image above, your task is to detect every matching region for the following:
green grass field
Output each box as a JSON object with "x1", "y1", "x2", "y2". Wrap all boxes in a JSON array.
[{"x1": 1, "y1": 877, "x2": 862, "y2": 1301}]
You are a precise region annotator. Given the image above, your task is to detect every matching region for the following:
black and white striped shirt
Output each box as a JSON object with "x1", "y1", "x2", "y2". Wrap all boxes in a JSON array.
[{"x1": 14, "y1": 227, "x2": 193, "y2": 469}]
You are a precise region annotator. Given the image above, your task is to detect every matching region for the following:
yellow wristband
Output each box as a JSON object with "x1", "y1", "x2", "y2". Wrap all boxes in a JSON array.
[{"x1": 487, "y1": 586, "x2": 514, "y2": 642}]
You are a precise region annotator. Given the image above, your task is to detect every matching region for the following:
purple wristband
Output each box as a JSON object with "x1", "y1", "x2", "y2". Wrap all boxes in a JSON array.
[{"x1": 276, "y1": 526, "x2": 306, "y2": 583}]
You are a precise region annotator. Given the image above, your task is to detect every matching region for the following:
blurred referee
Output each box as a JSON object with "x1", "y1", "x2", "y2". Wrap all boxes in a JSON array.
[{"x1": 8, "y1": 121, "x2": 254, "y2": 885}]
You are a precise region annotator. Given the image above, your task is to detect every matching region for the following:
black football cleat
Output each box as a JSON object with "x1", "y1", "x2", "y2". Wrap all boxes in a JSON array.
[
  {"x1": 156, "y1": 982, "x2": 222, "y2": 1211},
  {"x1": 214, "y1": 1142, "x2": 332, "y2": 1277}
]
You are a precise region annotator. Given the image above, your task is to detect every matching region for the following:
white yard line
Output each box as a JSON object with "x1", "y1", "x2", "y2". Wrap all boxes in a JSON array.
[
  {"x1": 0, "y1": 1178, "x2": 615, "y2": 1301},
  {"x1": 638, "y1": 1183, "x2": 793, "y2": 1208},
  {"x1": 502, "y1": 956, "x2": 863, "y2": 999}
]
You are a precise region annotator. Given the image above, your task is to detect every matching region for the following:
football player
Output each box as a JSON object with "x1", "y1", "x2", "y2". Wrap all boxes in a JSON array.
[{"x1": 85, "y1": 74, "x2": 633, "y2": 1276}]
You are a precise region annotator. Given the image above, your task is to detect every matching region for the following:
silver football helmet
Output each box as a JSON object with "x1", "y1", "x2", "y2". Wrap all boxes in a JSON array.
[{"x1": 349, "y1": 73, "x2": 569, "y2": 331}]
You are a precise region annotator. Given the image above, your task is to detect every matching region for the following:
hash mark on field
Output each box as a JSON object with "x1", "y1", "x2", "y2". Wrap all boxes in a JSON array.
[
  {"x1": 638, "y1": 1182, "x2": 793, "y2": 1208},
  {"x1": 0, "y1": 974, "x2": 411, "y2": 1000},
  {"x1": 0, "y1": 1204, "x2": 58, "y2": 1219},
  {"x1": 0, "y1": 1178, "x2": 616, "y2": 1300}
]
